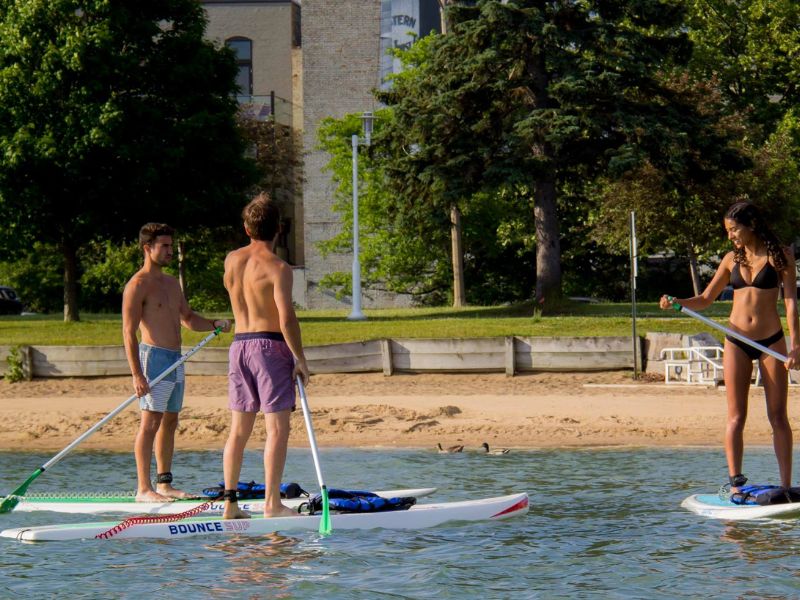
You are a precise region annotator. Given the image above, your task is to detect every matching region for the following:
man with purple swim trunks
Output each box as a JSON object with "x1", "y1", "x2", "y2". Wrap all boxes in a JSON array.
[
  {"x1": 123, "y1": 223, "x2": 231, "y2": 503},
  {"x1": 222, "y1": 193, "x2": 310, "y2": 519}
]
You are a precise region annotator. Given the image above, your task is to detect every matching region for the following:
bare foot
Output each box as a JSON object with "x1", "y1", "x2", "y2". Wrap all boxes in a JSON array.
[
  {"x1": 223, "y1": 505, "x2": 251, "y2": 520},
  {"x1": 156, "y1": 484, "x2": 200, "y2": 500},
  {"x1": 264, "y1": 504, "x2": 300, "y2": 518},
  {"x1": 136, "y1": 489, "x2": 175, "y2": 503}
]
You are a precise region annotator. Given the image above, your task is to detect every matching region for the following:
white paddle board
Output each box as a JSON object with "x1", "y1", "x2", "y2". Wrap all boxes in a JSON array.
[{"x1": 1, "y1": 493, "x2": 529, "y2": 542}]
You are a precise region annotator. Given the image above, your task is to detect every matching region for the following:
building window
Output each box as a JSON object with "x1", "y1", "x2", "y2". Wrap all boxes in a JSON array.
[
  {"x1": 292, "y1": 4, "x2": 301, "y2": 47},
  {"x1": 226, "y1": 37, "x2": 252, "y2": 98}
]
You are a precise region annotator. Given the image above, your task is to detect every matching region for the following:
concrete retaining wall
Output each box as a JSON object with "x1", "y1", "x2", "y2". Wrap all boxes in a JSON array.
[{"x1": 0, "y1": 336, "x2": 643, "y2": 378}]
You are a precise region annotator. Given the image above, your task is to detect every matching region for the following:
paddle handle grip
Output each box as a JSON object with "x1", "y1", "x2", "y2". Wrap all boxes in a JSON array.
[
  {"x1": 40, "y1": 328, "x2": 222, "y2": 472},
  {"x1": 666, "y1": 296, "x2": 788, "y2": 363}
]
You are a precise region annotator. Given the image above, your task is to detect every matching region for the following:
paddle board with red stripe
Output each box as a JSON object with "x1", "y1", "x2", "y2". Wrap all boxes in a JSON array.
[{"x1": 1, "y1": 493, "x2": 529, "y2": 542}]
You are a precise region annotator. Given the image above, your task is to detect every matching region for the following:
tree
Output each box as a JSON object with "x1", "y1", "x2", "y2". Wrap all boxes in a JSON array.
[
  {"x1": 590, "y1": 74, "x2": 751, "y2": 295},
  {"x1": 238, "y1": 114, "x2": 302, "y2": 225},
  {"x1": 317, "y1": 111, "x2": 451, "y2": 303},
  {"x1": 0, "y1": 0, "x2": 257, "y2": 320},
  {"x1": 733, "y1": 109, "x2": 800, "y2": 245},
  {"x1": 686, "y1": 0, "x2": 800, "y2": 136},
  {"x1": 378, "y1": 0, "x2": 696, "y2": 306},
  {"x1": 317, "y1": 110, "x2": 537, "y2": 306}
]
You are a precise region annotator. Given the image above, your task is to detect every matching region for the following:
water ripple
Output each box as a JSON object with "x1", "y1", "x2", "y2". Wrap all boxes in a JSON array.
[{"x1": 3, "y1": 448, "x2": 800, "y2": 598}]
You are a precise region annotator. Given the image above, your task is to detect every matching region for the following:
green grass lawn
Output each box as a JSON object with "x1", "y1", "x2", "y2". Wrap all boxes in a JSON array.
[{"x1": 0, "y1": 301, "x2": 752, "y2": 347}]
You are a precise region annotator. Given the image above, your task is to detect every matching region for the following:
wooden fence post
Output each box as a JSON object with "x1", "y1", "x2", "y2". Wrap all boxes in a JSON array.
[
  {"x1": 22, "y1": 345, "x2": 33, "y2": 380},
  {"x1": 381, "y1": 339, "x2": 393, "y2": 376},
  {"x1": 505, "y1": 337, "x2": 515, "y2": 377}
]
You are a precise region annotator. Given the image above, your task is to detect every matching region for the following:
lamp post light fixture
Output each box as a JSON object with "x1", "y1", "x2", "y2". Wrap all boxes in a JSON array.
[{"x1": 347, "y1": 111, "x2": 374, "y2": 321}]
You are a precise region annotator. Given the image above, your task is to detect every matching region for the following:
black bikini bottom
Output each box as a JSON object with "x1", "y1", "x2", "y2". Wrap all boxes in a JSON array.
[{"x1": 725, "y1": 329, "x2": 784, "y2": 361}]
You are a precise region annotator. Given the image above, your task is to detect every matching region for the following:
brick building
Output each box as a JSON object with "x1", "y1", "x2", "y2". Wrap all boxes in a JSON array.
[{"x1": 202, "y1": 0, "x2": 440, "y2": 308}]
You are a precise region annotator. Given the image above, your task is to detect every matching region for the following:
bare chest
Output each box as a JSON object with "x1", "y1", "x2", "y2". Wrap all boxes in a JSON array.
[{"x1": 142, "y1": 283, "x2": 181, "y2": 315}]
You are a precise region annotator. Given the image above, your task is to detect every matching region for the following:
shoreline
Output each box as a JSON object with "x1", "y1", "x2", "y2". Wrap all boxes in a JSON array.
[{"x1": 0, "y1": 371, "x2": 794, "y2": 452}]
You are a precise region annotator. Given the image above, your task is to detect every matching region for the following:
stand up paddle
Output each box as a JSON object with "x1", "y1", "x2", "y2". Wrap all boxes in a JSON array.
[
  {"x1": 666, "y1": 296, "x2": 788, "y2": 362},
  {"x1": 0, "y1": 328, "x2": 222, "y2": 514},
  {"x1": 296, "y1": 375, "x2": 331, "y2": 535}
]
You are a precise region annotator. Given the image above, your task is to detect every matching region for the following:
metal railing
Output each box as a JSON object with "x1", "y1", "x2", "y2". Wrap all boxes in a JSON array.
[{"x1": 660, "y1": 346, "x2": 724, "y2": 384}]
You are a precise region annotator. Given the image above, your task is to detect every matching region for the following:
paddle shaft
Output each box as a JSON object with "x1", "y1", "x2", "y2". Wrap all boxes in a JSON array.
[
  {"x1": 296, "y1": 377, "x2": 325, "y2": 489},
  {"x1": 668, "y1": 297, "x2": 788, "y2": 362},
  {"x1": 296, "y1": 376, "x2": 331, "y2": 534},
  {"x1": 41, "y1": 329, "x2": 221, "y2": 473}
]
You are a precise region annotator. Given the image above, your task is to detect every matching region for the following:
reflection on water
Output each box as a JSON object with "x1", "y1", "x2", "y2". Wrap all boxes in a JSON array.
[
  {"x1": 206, "y1": 533, "x2": 323, "y2": 596},
  {"x1": 720, "y1": 521, "x2": 800, "y2": 562},
  {"x1": 3, "y1": 447, "x2": 800, "y2": 598}
]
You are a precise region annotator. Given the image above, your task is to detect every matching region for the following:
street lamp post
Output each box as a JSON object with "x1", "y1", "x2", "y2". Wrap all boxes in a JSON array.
[{"x1": 347, "y1": 111, "x2": 373, "y2": 321}]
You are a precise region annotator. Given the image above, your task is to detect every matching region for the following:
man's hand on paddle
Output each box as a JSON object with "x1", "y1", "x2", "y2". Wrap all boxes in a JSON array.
[
  {"x1": 133, "y1": 373, "x2": 150, "y2": 398},
  {"x1": 294, "y1": 358, "x2": 310, "y2": 387},
  {"x1": 212, "y1": 319, "x2": 232, "y2": 333}
]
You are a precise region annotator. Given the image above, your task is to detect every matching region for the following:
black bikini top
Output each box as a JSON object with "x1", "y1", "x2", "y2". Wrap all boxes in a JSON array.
[{"x1": 730, "y1": 261, "x2": 780, "y2": 290}]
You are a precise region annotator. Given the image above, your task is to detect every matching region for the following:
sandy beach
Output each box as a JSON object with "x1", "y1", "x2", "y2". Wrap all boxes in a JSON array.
[{"x1": 1, "y1": 371, "x2": 796, "y2": 452}]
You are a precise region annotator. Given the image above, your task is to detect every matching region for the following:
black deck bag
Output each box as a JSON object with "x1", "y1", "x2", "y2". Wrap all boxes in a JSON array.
[
  {"x1": 300, "y1": 489, "x2": 416, "y2": 514},
  {"x1": 730, "y1": 484, "x2": 800, "y2": 506}
]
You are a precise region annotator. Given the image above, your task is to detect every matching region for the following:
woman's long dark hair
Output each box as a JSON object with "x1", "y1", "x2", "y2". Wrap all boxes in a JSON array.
[{"x1": 725, "y1": 201, "x2": 787, "y2": 271}]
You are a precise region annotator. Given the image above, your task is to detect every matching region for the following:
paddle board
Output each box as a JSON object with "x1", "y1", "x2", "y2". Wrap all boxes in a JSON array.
[
  {"x1": 682, "y1": 493, "x2": 800, "y2": 520},
  {"x1": 1, "y1": 493, "x2": 528, "y2": 542},
  {"x1": 1, "y1": 487, "x2": 437, "y2": 515}
]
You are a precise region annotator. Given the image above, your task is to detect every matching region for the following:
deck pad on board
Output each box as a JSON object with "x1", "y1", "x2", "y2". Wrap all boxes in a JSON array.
[
  {"x1": 682, "y1": 493, "x2": 800, "y2": 520},
  {"x1": 0, "y1": 487, "x2": 437, "y2": 515}
]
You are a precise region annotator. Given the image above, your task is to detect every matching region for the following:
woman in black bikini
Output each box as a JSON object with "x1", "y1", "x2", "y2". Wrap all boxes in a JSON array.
[{"x1": 660, "y1": 202, "x2": 800, "y2": 490}]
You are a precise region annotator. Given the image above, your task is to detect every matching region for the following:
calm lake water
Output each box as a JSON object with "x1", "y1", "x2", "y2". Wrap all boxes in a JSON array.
[{"x1": 1, "y1": 447, "x2": 800, "y2": 599}]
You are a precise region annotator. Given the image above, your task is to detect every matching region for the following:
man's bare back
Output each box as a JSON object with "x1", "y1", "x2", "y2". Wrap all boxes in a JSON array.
[{"x1": 224, "y1": 244, "x2": 290, "y2": 334}]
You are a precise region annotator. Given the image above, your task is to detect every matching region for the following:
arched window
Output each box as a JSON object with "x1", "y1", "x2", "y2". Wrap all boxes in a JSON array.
[{"x1": 226, "y1": 37, "x2": 252, "y2": 98}]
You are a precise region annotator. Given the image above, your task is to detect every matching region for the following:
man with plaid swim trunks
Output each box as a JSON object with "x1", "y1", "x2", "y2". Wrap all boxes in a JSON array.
[
  {"x1": 123, "y1": 223, "x2": 231, "y2": 503},
  {"x1": 221, "y1": 193, "x2": 310, "y2": 519}
]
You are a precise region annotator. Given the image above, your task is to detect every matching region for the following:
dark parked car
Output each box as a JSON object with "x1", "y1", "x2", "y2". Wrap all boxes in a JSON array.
[{"x1": 0, "y1": 286, "x2": 23, "y2": 315}]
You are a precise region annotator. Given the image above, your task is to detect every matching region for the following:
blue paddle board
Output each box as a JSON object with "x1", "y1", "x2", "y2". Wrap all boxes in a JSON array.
[{"x1": 682, "y1": 493, "x2": 800, "y2": 520}]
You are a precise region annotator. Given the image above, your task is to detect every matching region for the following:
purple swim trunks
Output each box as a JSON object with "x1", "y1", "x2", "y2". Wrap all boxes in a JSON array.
[{"x1": 228, "y1": 332, "x2": 296, "y2": 414}]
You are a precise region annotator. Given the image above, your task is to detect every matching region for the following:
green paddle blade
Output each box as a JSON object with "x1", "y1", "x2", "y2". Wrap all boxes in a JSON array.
[
  {"x1": 0, "y1": 467, "x2": 43, "y2": 514},
  {"x1": 319, "y1": 486, "x2": 332, "y2": 536}
]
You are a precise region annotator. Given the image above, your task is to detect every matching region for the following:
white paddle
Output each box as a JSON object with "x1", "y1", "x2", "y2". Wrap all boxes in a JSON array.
[
  {"x1": 0, "y1": 328, "x2": 222, "y2": 514},
  {"x1": 296, "y1": 375, "x2": 331, "y2": 535},
  {"x1": 666, "y1": 296, "x2": 788, "y2": 362}
]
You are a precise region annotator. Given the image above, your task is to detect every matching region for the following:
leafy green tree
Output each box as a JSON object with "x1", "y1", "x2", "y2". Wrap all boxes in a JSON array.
[
  {"x1": 377, "y1": 0, "x2": 699, "y2": 305},
  {"x1": 78, "y1": 240, "x2": 141, "y2": 312},
  {"x1": 590, "y1": 76, "x2": 798, "y2": 296},
  {"x1": 0, "y1": 0, "x2": 256, "y2": 321},
  {"x1": 238, "y1": 115, "x2": 302, "y2": 229},
  {"x1": 317, "y1": 112, "x2": 449, "y2": 303},
  {"x1": 0, "y1": 243, "x2": 63, "y2": 313},
  {"x1": 169, "y1": 225, "x2": 243, "y2": 312},
  {"x1": 686, "y1": 0, "x2": 800, "y2": 135},
  {"x1": 317, "y1": 110, "x2": 537, "y2": 306},
  {"x1": 733, "y1": 109, "x2": 800, "y2": 244},
  {"x1": 1, "y1": 227, "x2": 240, "y2": 314}
]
